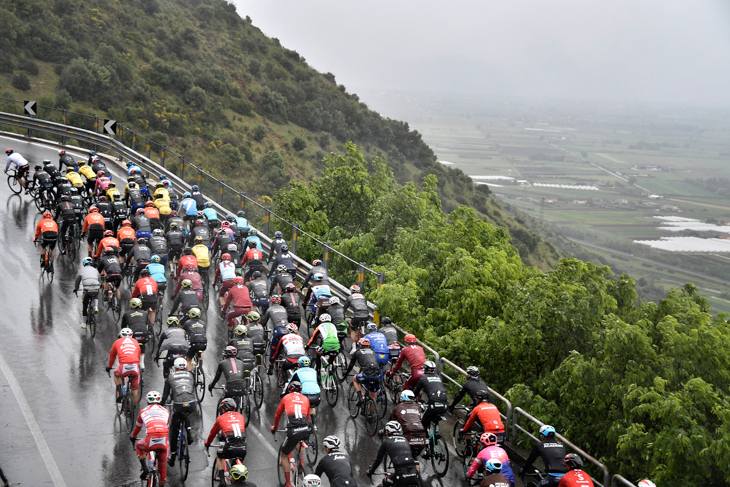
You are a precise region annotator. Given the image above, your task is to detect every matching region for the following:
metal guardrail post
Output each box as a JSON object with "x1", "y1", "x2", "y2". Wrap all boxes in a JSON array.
[
  {"x1": 61, "y1": 110, "x2": 67, "y2": 144},
  {"x1": 161, "y1": 145, "x2": 166, "y2": 168},
  {"x1": 323, "y1": 242, "x2": 331, "y2": 270},
  {"x1": 197, "y1": 167, "x2": 202, "y2": 186},
  {"x1": 291, "y1": 225, "x2": 298, "y2": 254},
  {"x1": 131, "y1": 130, "x2": 136, "y2": 151},
  {"x1": 240, "y1": 192, "x2": 245, "y2": 211},
  {"x1": 146, "y1": 138, "x2": 151, "y2": 159},
  {"x1": 357, "y1": 262, "x2": 366, "y2": 291},
  {"x1": 178, "y1": 155, "x2": 184, "y2": 179},
  {"x1": 264, "y1": 207, "x2": 271, "y2": 236},
  {"x1": 373, "y1": 272, "x2": 385, "y2": 323},
  {"x1": 218, "y1": 180, "x2": 223, "y2": 204}
]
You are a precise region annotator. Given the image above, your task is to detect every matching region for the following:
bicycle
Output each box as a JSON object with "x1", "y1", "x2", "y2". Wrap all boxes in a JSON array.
[
  {"x1": 60, "y1": 227, "x2": 77, "y2": 262},
  {"x1": 319, "y1": 351, "x2": 340, "y2": 407},
  {"x1": 274, "y1": 433, "x2": 308, "y2": 487},
  {"x1": 522, "y1": 469, "x2": 550, "y2": 487},
  {"x1": 191, "y1": 352, "x2": 206, "y2": 402},
  {"x1": 170, "y1": 406, "x2": 192, "y2": 481},
  {"x1": 81, "y1": 290, "x2": 99, "y2": 337},
  {"x1": 142, "y1": 449, "x2": 161, "y2": 487},
  {"x1": 33, "y1": 185, "x2": 55, "y2": 213},
  {"x1": 6, "y1": 168, "x2": 25, "y2": 195},
  {"x1": 419, "y1": 403, "x2": 449, "y2": 478},
  {"x1": 249, "y1": 363, "x2": 264, "y2": 410},
  {"x1": 452, "y1": 406, "x2": 475, "y2": 458},
  {"x1": 34, "y1": 240, "x2": 54, "y2": 282},
  {"x1": 347, "y1": 381, "x2": 380, "y2": 436},
  {"x1": 105, "y1": 279, "x2": 122, "y2": 322},
  {"x1": 110, "y1": 370, "x2": 136, "y2": 433},
  {"x1": 384, "y1": 370, "x2": 408, "y2": 404},
  {"x1": 214, "y1": 386, "x2": 251, "y2": 426},
  {"x1": 207, "y1": 444, "x2": 246, "y2": 487}
]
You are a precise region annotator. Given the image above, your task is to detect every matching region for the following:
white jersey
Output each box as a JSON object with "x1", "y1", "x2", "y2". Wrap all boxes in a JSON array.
[
  {"x1": 281, "y1": 334, "x2": 306, "y2": 357},
  {"x1": 219, "y1": 260, "x2": 236, "y2": 281},
  {"x1": 5, "y1": 153, "x2": 28, "y2": 171}
]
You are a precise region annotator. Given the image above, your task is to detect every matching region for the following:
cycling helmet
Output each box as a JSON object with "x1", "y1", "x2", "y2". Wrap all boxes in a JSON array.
[
  {"x1": 270, "y1": 295, "x2": 282, "y2": 304},
  {"x1": 5, "y1": 149, "x2": 12, "y2": 155},
  {"x1": 366, "y1": 322, "x2": 378, "y2": 333},
  {"x1": 103, "y1": 247, "x2": 114, "y2": 255},
  {"x1": 108, "y1": 182, "x2": 116, "y2": 188},
  {"x1": 120, "y1": 328, "x2": 134, "y2": 337},
  {"x1": 61, "y1": 194, "x2": 70, "y2": 201},
  {"x1": 287, "y1": 380, "x2": 302, "y2": 393},
  {"x1": 188, "y1": 307, "x2": 202, "y2": 319},
  {"x1": 247, "y1": 241, "x2": 257, "y2": 249},
  {"x1": 226, "y1": 215, "x2": 236, "y2": 222},
  {"x1": 183, "y1": 192, "x2": 191, "y2": 198},
  {"x1": 104, "y1": 230, "x2": 113, "y2": 237},
  {"x1": 250, "y1": 228, "x2": 257, "y2": 235},
  {"x1": 173, "y1": 357, "x2": 187, "y2": 371},
  {"x1": 564, "y1": 453, "x2": 584, "y2": 470},
  {"x1": 169, "y1": 222, "x2": 178, "y2": 230},
  {"x1": 349, "y1": 284, "x2": 360, "y2": 294},
  {"x1": 59, "y1": 149, "x2": 66, "y2": 155},
  {"x1": 251, "y1": 270, "x2": 262, "y2": 279},
  {"x1": 130, "y1": 298, "x2": 142, "y2": 309},
  {"x1": 43, "y1": 159, "x2": 52, "y2": 165},
  {"x1": 281, "y1": 244, "x2": 289, "y2": 252},
  {"x1": 78, "y1": 160, "x2": 86, "y2": 165},
  {"x1": 358, "y1": 337, "x2": 370, "y2": 348},
  {"x1": 223, "y1": 346, "x2": 238, "y2": 358},
  {"x1": 136, "y1": 208, "x2": 145, "y2": 214},
  {"x1": 274, "y1": 231, "x2": 283, "y2": 238},
  {"x1": 467, "y1": 366, "x2": 480, "y2": 379},
  {"x1": 237, "y1": 210, "x2": 245, "y2": 217},
  {"x1": 276, "y1": 264, "x2": 287, "y2": 273},
  {"x1": 312, "y1": 272, "x2": 324, "y2": 282},
  {"x1": 146, "y1": 391, "x2": 162, "y2": 404},
  {"x1": 285, "y1": 282, "x2": 296, "y2": 292},
  {"x1": 151, "y1": 255, "x2": 161, "y2": 263},
  {"x1": 404, "y1": 334, "x2": 417, "y2": 345},
  {"x1": 328, "y1": 296, "x2": 340, "y2": 306},
  {"x1": 423, "y1": 360, "x2": 436, "y2": 373},
  {"x1": 286, "y1": 323, "x2": 298, "y2": 334},
  {"x1": 145, "y1": 201, "x2": 154, "y2": 208},
  {"x1": 167, "y1": 316, "x2": 181, "y2": 326},
  {"x1": 474, "y1": 389, "x2": 491, "y2": 403},
  {"x1": 128, "y1": 182, "x2": 137, "y2": 188},
  {"x1": 35, "y1": 164, "x2": 42, "y2": 170},
  {"x1": 540, "y1": 425, "x2": 556, "y2": 437},
  {"x1": 137, "y1": 237, "x2": 147, "y2": 245},
  {"x1": 122, "y1": 219, "x2": 132, "y2": 227},
  {"x1": 400, "y1": 390, "x2": 415, "y2": 402},
  {"x1": 152, "y1": 228, "x2": 163, "y2": 236},
  {"x1": 298, "y1": 356, "x2": 311, "y2": 367},
  {"x1": 246, "y1": 310, "x2": 260, "y2": 322},
  {"x1": 227, "y1": 243, "x2": 237, "y2": 251},
  {"x1": 221, "y1": 253, "x2": 231, "y2": 261},
  {"x1": 88, "y1": 150, "x2": 95, "y2": 156},
  {"x1": 139, "y1": 268, "x2": 151, "y2": 277},
  {"x1": 42, "y1": 210, "x2": 53, "y2": 218},
  {"x1": 638, "y1": 481, "x2": 656, "y2": 487},
  {"x1": 183, "y1": 247, "x2": 192, "y2": 255},
  {"x1": 192, "y1": 184, "x2": 199, "y2": 191},
  {"x1": 233, "y1": 276, "x2": 244, "y2": 284},
  {"x1": 480, "y1": 432, "x2": 498, "y2": 447},
  {"x1": 322, "y1": 435, "x2": 341, "y2": 451},
  {"x1": 219, "y1": 397, "x2": 237, "y2": 412},
  {"x1": 303, "y1": 475, "x2": 321, "y2": 487},
  {"x1": 170, "y1": 210, "x2": 178, "y2": 216},
  {"x1": 126, "y1": 162, "x2": 133, "y2": 168},
  {"x1": 89, "y1": 206, "x2": 99, "y2": 213},
  {"x1": 205, "y1": 201, "x2": 213, "y2": 208},
  {"x1": 484, "y1": 459, "x2": 502, "y2": 474},
  {"x1": 384, "y1": 421, "x2": 403, "y2": 436},
  {"x1": 82, "y1": 257, "x2": 92, "y2": 266},
  {"x1": 234, "y1": 324, "x2": 247, "y2": 336},
  {"x1": 312, "y1": 259, "x2": 322, "y2": 266},
  {"x1": 69, "y1": 187, "x2": 78, "y2": 194},
  {"x1": 194, "y1": 235, "x2": 203, "y2": 242},
  {"x1": 230, "y1": 464, "x2": 249, "y2": 482},
  {"x1": 96, "y1": 170, "x2": 105, "y2": 177},
  {"x1": 319, "y1": 313, "x2": 332, "y2": 323},
  {"x1": 380, "y1": 316, "x2": 392, "y2": 326},
  {"x1": 221, "y1": 221, "x2": 230, "y2": 228},
  {"x1": 65, "y1": 167, "x2": 74, "y2": 173}
]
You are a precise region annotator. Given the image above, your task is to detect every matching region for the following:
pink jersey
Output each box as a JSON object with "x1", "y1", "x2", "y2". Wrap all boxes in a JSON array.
[{"x1": 469, "y1": 445, "x2": 513, "y2": 480}]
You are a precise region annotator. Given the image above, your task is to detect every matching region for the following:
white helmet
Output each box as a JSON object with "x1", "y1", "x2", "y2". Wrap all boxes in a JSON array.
[
  {"x1": 173, "y1": 357, "x2": 187, "y2": 370},
  {"x1": 303, "y1": 474, "x2": 321, "y2": 486}
]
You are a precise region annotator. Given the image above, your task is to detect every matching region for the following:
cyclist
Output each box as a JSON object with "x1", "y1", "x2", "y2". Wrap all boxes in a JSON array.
[
  {"x1": 121, "y1": 298, "x2": 150, "y2": 370},
  {"x1": 246, "y1": 271, "x2": 269, "y2": 314},
  {"x1": 205, "y1": 398, "x2": 248, "y2": 487},
  {"x1": 637, "y1": 481, "x2": 656, "y2": 487},
  {"x1": 94, "y1": 170, "x2": 111, "y2": 198},
  {"x1": 270, "y1": 244, "x2": 296, "y2": 279},
  {"x1": 462, "y1": 390, "x2": 506, "y2": 443},
  {"x1": 126, "y1": 237, "x2": 152, "y2": 281},
  {"x1": 166, "y1": 210, "x2": 185, "y2": 233},
  {"x1": 58, "y1": 149, "x2": 76, "y2": 171},
  {"x1": 68, "y1": 187, "x2": 85, "y2": 229},
  {"x1": 326, "y1": 297, "x2": 348, "y2": 344},
  {"x1": 364, "y1": 322, "x2": 390, "y2": 367},
  {"x1": 216, "y1": 253, "x2": 237, "y2": 308},
  {"x1": 106, "y1": 328, "x2": 141, "y2": 407},
  {"x1": 268, "y1": 230, "x2": 288, "y2": 262},
  {"x1": 55, "y1": 176, "x2": 73, "y2": 200},
  {"x1": 96, "y1": 195, "x2": 114, "y2": 231},
  {"x1": 126, "y1": 181, "x2": 145, "y2": 213},
  {"x1": 267, "y1": 315, "x2": 289, "y2": 375},
  {"x1": 190, "y1": 184, "x2": 204, "y2": 207},
  {"x1": 175, "y1": 246, "x2": 198, "y2": 279},
  {"x1": 32, "y1": 163, "x2": 54, "y2": 196},
  {"x1": 149, "y1": 228, "x2": 168, "y2": 266},
  {"x1": 559, "y1": 454, "x2": 593, "y2": 487},
  {"x1": 467, "y1": 433, "x2": 515, "y2": 485},
  {"x1": 147, "y1": 254, "x2": 167, "y2": 295},
  {"x1": 73, "y1": 258, "x2": 101, "y2": 328},
  {"x1": 155, "y1": 317, "x2": 190, "y2": 379},
  {"x1": 235, "y1": 210, "x2": 249, "y2": 239},
  {"x1": 270, "y1": 380, "x2": 311, "y2": 487},
  {"x1": 303, "y1": 475, "x2": 321, "y2": 487},
  {"x1": 378, "y1": 317, "x2": 401, "y2": 362},
  {"x1": 65, "y1": 166, "x2": 84, "y2": 189},
  {"x1": 228, "y1": 325, "x2": 257, "y2": 373},
  {"x1": 520, "y1": 425, "x2": 567, "y2": 486},
  {"x1": 117, "y1": 220, "x2": 136, "y2": 263},
  {"x1": 449, "y1": 366, "x2": 492, "y2": 412},
  {"x1": 162, "y1": 357, "x2": 195, "y2": 468},
  {"x1": 479, "y1": 459, "x2": 510, "y2": 487},
  {"x1": 165, "y1": 221, "x2": 185, "y2": 265},
  {"x1": 97, "y1": 247, "x2": 123, "y2": 303},
  {"x1": 388, "y1": 390, "x2": 427, "y2": 457},
  {"x1": 78, "y1": 160, "x2": 97, "y2": 197},
  {"x1": 243, "y1": 227, "x2": 262, "y2": 251},
  {"x1": 192, "y1": 234, "x2": 211, "y2": 281},
  {"x1": 132, "y1": 268, "x2": 159, "y2": 325},
  {"x1": 388, "y1": 334, "x2": 426, "y2": 391},
  {"x1": 345, "y1": 337, "x2": 381, "y2": 404},
  {"x1": 133, "y1": 207, "x2": 152, "y2": 240},
  {"x1": 242, "y1": 241, "x2": 266, "y2": 280},
  {"x1": 367, "y1": 421, "x2": 419, "y2": 486},
  {"x1": 302, "y1": 259, "x2": 328, "y2": 292},
  {"x1": 285, "y1": 356, "x2": 320, "y2": 421},
  {"x1": 224, "y1": 276, "x2": 253, "y2": 334},
  {"x1": 183, "y1": 307, "x2": 207, "y2": 364},
  {"x1": 412, "y1": 361, "x2": 447, "y2": 434},
  {"x1": 245, "y1": 312, "x2": 267, "y2": 363},
  {"x1": 343, "y1": 284, "x2": 369, "y2": 354},
  {"x1": 110, "y1": 193, "x2": 127, "y2": 232},
  {"x1": 263, "y1": 293, "x2": 288, "y2": 329},
  {"x1": 96, "y1": 229, "x2": 120, "y2": 260},
  {"x1": 306, "y1": 313, "x2": 341, "y2": 373},
  {"x1": 126, "y1": 160, "x2": 143, "y2": 176},
  {"x1": 4, "y1": 148, "x2": 29, "y2": 190},
  {"x1": 270, "y1": 264, "x2": 294, "y2": 296},
  {"x1": 82, "y1": 206, "x2": 106, "y2": 258},
  {"x1": 180, "y1": 192, "x2": 197, "y2": 228},
  {"x1": 55, "y1": 194, "x2": 77, "y2": 252},
  {"x1": 170, "y1": 279, "x2": 203, "y2": 318},
  {"x1": 33, "y1": 210, "x2": 58, "y2": 271},
  {"x1": 130, "y1": 391, "x2": 170, "y2": 485},
  {"x1": 315, "y1": 435, "x2": 357, "y2": 487},
  {"x1": 212, "y1": 227, "x2": 235, "y2": 261},
  {"x1": 105, "y1": 181, "x2": 121, "y2": 203},
  {"x1": 144, "y1": 201, "x2": 161, "y2": 230},
  {"x1": 44, "y1": 158, "x2": 62, "y2": 185},
  {"x1": 270, "y1": 323, "x2": 305, "y2": 377},
  {"x1": 281, "y1": 282, "x2": 302, "y2": 327},
  {"x1": 208, "y1": 346, "x2": 248, "y2": 405},
  {"x1": 226, "y1": 242, "x2": 242, "y2": 272},
  {"x1": 201, "y1": 200, "x2": 219, "y2": 229},
  {"x1": 189, "y1": 219, "x2": 212, "y2": 247}
]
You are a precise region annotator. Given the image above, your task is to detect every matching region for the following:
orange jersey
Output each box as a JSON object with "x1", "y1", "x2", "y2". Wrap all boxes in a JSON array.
[
  {"x1": 117, "y1": 226, "x2": 136, "y2": 242},
  {"x1": 144, "y1": 207, "x2": 160, "y2": 219},
  {"x1": 83, "y1": 213, "x2": 106, "y2": 232},
  {"x1": 463, "y1": 402, "x2": 504, "y2": 434},
  {"x1": 34, "y1": 218, "x2": 58, "y2": 239},
  {"x1": 96, "y1": 237, "x2": 120, "y2": 258},
  {"x1": 107, "y1": 336, "x2": 141, "y2": 368}
]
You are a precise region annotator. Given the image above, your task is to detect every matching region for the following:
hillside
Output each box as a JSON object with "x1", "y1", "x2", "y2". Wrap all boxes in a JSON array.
[{"x1": 0, "y1": 0, "x2": 559, "y2": 268}]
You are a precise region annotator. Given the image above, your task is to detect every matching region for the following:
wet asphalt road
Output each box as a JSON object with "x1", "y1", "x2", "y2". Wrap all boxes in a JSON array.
[{"x1": 0, "y1": 134, "x2": 464, "y2": 487}]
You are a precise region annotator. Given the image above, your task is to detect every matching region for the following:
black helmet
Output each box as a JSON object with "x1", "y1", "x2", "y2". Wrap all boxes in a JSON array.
[
  {"x1": 219, "y1": 398, "x2": 237, "y2": 413},
  {"x1": 287, "y1": 380, "x2": 302, "y2": 394},
  {"x1": 380, "y1": 316, "x2": 392, "y2": 326},
  {"x1": 564, "y1": 454, "x2": 584, "y2": 470}
]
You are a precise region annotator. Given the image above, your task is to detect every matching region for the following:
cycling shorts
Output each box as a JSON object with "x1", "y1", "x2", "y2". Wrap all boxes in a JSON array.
[
  {"x1": 384, "y1": 467, "x2": 420, "y2": 487},
  {"x1": 186, "y1": 342, "x2": 207, "y2": 359},
  {"x1": 218, "y1": 437, "x2": 247, "y2": 460},
  {"x1": 304, "y1": 393, "x2": 321, "y2": 408},
  {"x1": 16, "y1": 165, "x2": 29, "y2": 179},
  {"x1": 135, "y1": 435, "x2": 168, "y2": 458},
  {"x1": 281, "y1": 423, "x2": 311, "y2": 455},
  {"x1": 105, "y1": 274, "x2": 122, "y2": 286},
  {"x1": 356, "y1": 373, "x2": 381, "y2": 391},
  {"x1": 135, "y1": 230, "x2": 151, "y2": 240},
  {"x1": 140, "y1": 295, "x2": 158, "y2": 310},
  {"x1": 350, "y1": 316, "x2": 368, "y2": 331},
  {"x1": 219, "y1": 279, "x2": 235, "y2": 298},
  {"x1": 114, "y1": 362, "x2": 140, "y2": 389},
  {"x1": 41, "y1": 232, "x2": 58, "y2": 249}
]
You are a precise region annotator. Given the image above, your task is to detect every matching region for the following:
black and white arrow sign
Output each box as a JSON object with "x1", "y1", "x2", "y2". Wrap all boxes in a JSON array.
[
  {"x1": 24, "y1": 100, "x2": 37, "y2": 116},
  {"x1": 103, "y1": 119, "x2": 117, "y2": 135}
]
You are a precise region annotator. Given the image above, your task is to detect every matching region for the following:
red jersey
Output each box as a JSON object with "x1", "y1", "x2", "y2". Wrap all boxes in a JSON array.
[
  {"x1": 463, "y1": 402, "x2": 504, "y2": 434},
  {"x1": 108, "y1": 336, "x2": 141, "y2": 368},
  {"x1": 273, "y1": 392, "x2": 310, "y2": 429},
  {"x1": 132, "y1": 404, "x2": 170, "y2": 438},
  {"x1": 559, "y1": 470, "x2": 595, "y2": 487},
  {"x1": 117, "y1": 226, "x2": 136, "y2": 242},
  {"x1": 132, "y1": 276, "x2": 159, "y2": 298},
  {"x1": 393, "y1": 344, "x2": 426, "y2": 373},
  {"x1": 96, "y1": 237, "x2": 120, "y2": 258},
  {"x1": 242, "y1": 248, "x2": 263, "y2": 265},
  {"x1": 83, "y1": 212, "x2": 105, "y2": 232},
  {"x1": 176, "y1": 255, "x2": 198, "y2": 276},
  {"x1": 34, "y1": 218, "x2": 58, "y2": 239},
  {"x1": 144, "y1": 207, "x2": 160, "y2": 220},
  {"x1": 175, "y1": 270, "x2": 203, "y2": 294},
  {"x1": 224, "y1": 283, "x2": 252, "y2": 310},
  {"x1": 205, "y1": 411, "x2": 246, "y2": 447}
]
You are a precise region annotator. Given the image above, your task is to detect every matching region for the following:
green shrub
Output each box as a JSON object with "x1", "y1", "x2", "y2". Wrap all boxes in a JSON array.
[
  {"x1": 292, "y1": 136, "x2": 306, "y2": 152},
  {"x1": 12, "y1": 73, "x2": 31, "y2": 91},
  {"x1": 252, "y1": 124, "x2": 267, "y2": 142}
]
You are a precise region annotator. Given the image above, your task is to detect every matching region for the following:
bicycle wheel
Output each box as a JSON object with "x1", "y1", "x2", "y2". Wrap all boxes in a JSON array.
[
  {"x1": 7, "y1": 175, "x2": 21, "y2": 195},
  {"x1": 110, "y1": 294, "x2": 121, "y2": 323},
  {"x1": 154, "y1": 310, "x2": 163, "y2": 337},
  {"x1": 67, "y1": 239, "x2": 77, "y2": 262},
  {"x1": 306, "y1": 422, "x2": 318, "y2": 466},
  {"x1": 324, "y1": 373, "x2": 338, "y2": 407},
  {"x1": 88, "y1": 306, "x2": 97, "y2": 338},
  {"x1": 124, "y1": 394, "x2": 136, "y2": 432},
  {"x1": 347, "y1": 383, "x2": 360, "y2": 418},
  {"x1": 276, "y1": 444, "x2": 286, "y2": 486},
  {"x1": 363, "y1": 398, "x2": 379, "y2": 437},
  {"x1": 34, "y1": 192, "x2": 44, "y2": 212},
  {"x1": 242, "y1": 394, "x2": 251, "y2": 426},
  {"x1": 194, "y1": 364, "x2": 206, "y2": 402},
  {"x1": 211, "y1": 461, "x2": 218, "y2": 487},
  {"x1": 334, "y1": 351, "x2": 348, "y2": 383},
  {"x1": 203, "y1": 286, "x2": 209, "y2": 310},
  {"x1": 376, "y1": 387, "x2": 388, "y2": 418},
  {"x1": 462, "y1": 445, "x2": 477, "y2": 480},
  {"x1": 386, "y1": 373, "x2": 404, "y2": 403},
  {"x1": 253, "y1": 371, "x2": 264, "y2": 409},
  {"x1": 179, "y1": 434, "x2": 190, "y2": 481},
  {"x1": 430, "y1": 434, "x2": 449, "y2": 478},
  {"x1": 453, "y1": 420, "x2": 468, "y2": 458}
]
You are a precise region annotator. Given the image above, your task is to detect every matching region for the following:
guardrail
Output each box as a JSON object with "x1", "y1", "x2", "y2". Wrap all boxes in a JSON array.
[
  {"x1": 612, "y1": 475, "x2": 637, "y2": 487},
  {"x1": 0, "y1": 111, "x2": 629, "y2": 486}
]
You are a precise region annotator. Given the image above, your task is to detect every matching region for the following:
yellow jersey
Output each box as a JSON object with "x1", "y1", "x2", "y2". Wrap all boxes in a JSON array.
[
  {"x1": 191, "y1": 244, "x2": 210, "y2": 267},
  {"x1": 66, "y1": 171, "x2": 84, "y2": 187},
  {"x1": 106, "y1": 187, "x2": 121, "y2": 201},
  {"x1": 78, "y1": 165, "x2": 96, "y2": 180}
]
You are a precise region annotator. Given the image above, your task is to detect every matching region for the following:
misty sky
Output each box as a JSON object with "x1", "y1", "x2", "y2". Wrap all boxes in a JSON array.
[{"x1": 235, "y1": 0, "x2": 730, "y2": 107}]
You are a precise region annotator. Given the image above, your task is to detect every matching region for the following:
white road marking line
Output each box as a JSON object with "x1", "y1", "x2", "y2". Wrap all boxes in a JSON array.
[{"x1": 0, "y1": 352, "x2": 68, "y2": 487}]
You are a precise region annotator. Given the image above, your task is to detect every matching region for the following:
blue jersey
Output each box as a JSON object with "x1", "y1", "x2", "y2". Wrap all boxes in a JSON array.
[
  {"x1": 244, "y1": 235, "x2": 262, "y2": 251},
  {"x1": 289, "y1": 367, "x2": 320, "y2": 395},
  {"x1": 180, "y1": 198, "x2": 197, "y2": 216},
  {"x1": 202, "y1": 207, "x2": 218, "y2": 221},
  {"x1": 127, "y1": 165, "x2": 142, "y2": 176},
  {"x1": 366, "y1": 332, "x2": 389, "y2": 365},
  {"x1": 146, "y1": 262, "x2": 167, "y2": 283},
  {"x1": 236, "y1": 216, "x2": 249, "y2": 231}
]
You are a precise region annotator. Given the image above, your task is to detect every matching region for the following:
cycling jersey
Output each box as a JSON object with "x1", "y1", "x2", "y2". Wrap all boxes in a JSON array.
[
  {"x1": 202, "y1": 207, "x2": 217, "y2": 222},
  {"x1": 97, "y1": 255, "x2": 122, "y2": 275},
  {"x1": 132, "y1": 404, "x2": 170, "y2": 438},
  {"x1": 228, "y1": 336, "x2": 255, "y2": 360},
  {"x1": 524, "y1": 439, "x2": 568, "y2": 475},
  {"x1": 287, "y1": 367, "x2": 320, "y2": 395},
  {"x1": 235, "y1": 216, "x2": 249, "y2": 232},
  {"x1": 158, "y1": 328, "x2": 189, "y2": 359},
  {"x1": 390, "y1": 403, "x2": 426, "y2": 437},
  {"x1": 5, "y1": 152, "x2": 28, "y2": 171},
  {"x1": 121, "y1": 309, "x2": 149, "y2": 338},
  {"x1": 108, "y1": 336, "x2": 141, "y2": 366},
  {"x1": 315, "y1": 451, "x2": 357, "y2": 487},
  {"x1": 33, "y1": 170, "x2": 53, "y2": 188},
  {"x1": 171, "y1": 289, "x2": 202, "y2": 315},
  {"x1": 176, "y1": 254, "x2": 198, "y2": 275},
  {"x1": 216, "y1": 261, "x2": 237, "y2": 282},
  {"x1": 78, "y1": 165, "x2": 96, "y2": 181},
  {"x1": 263, "y1": 305, "x2": 289, "y2": 328},
  {"x1": 344, "y1": 293, "x2": 369, "y2": 319},
  {"x1": 149, "y1": 235, "x2": 168, "y2": 256},
  {"x1": 83, "y1": 212, "x2": 106, "y2": 232},
  {"x1": 147, "y1": 262, "x2": 167, "y2": 284},
  {"x1": 180, "y1": 197, "x2": 197, "y2": 216},
  {"x1": 95, "y1": 176, "x2": 110, "y2": 194},
  {"x1": 468, "y1": 445, "x2": 514, "y2": 482},
  {"x1": 144, "y1": 206, "x2": 160, "y2": 221},
  {"x1": 328, "y1": 304, "x2": 346, "y2": 325},
  {"x1": 479, "y1": 474, "x2": 510, "y2": 487},
  {"x1": 192, "y1": 244, "x2": 210, "y2": 267},
  {"x1": 59, "y1": 153, "x2": 76, "y2": 170},
  {"x1": 450, "y1": 378, "x2": 492, "y2": 409},
  {"x1": 273, "y1": 392, "x2": 310, "y2": 429},
  {"x1": 133, "y1": 214, "x2": 152, "y2": 233},
  {"x1": 117, "y1": 226, "x2": 136, "y2": 244},
  {"x1": 210, "y1": 357, "x2": 247, "y2": 390},
  {"x1": 191, "y1": 190, "x2": 204, "y2": 207},
  {"x1": 242, "y1": 248, "x2": 263, "y2": 265},
  {"x1": 127, "y1": 164, "x2": 142, "y2": 176},
  {"x1": 301, "y1": 265, "x2": 328, "y2": 288},
  {"x1": 132, "y1": 276, "x2": 158, "y2": 300},
  {"x1": 268, "y1": 237, "x2": 287, "y2": 258},
  {"x1": 243, "y1": 235, "x2": 262, "y2": 251},
  {"x1": 366, "y1": 331, "x2": 389, "y2": 365},
  {"x1": 166, "y1": 229, "x2": 185, "y2": 249},
  {"x1": 307, "y1": 322, "x2": 340, "y2": 352},
  {"x1": 66, "y1": 171, "x2": 83, "y2": 187},
  {"x1": 274, "y1": 334, "x2": 305, "y2": 362},
  {"x1": 270, "y1": 273, "x2": 294, "y2": 295},
  {"x1": 190, "y1": 226, "x2": 212, "y2": 246},
  {"x1": 129, "y1": 244, "x2": 152, "y2": 265},
  {"x1": 270, "y1": 251, "x2": 295, "y2": 273},
  {"x1": 184, "y1": 318, "x2": 207, "y2": 345},
  {"x1": 346, "y1": 348, "x2": 380, "y2": 377},
  {"x1": 96, "y1": 237, "x2": 120, "y2": 259},
  {"x1": 224, "y1": 284, "x2": 253, "y2": 315},
  {"x1": 247, "y1": 278, "x2": 269, "y2": 299},
  {"x1": 74, "y1": 266, "x2": 101, "y2": 292},
  {"x1": 163, "y1": 369, "x2": 195, "y2": 405},
  {"x1": 368, "y1": 436, "x2": 418, "y2": 480},
  {"x1": 463, "y1": 402, "x2": 505, "y2": 435},
  {"x1": 205, "y1": 411, "x2": 246, "y2": 446},
  {"x1": 34, "y1": 218, "x2": 58, "y2": 240},
  {"x1": 281, "y1": 290, "x2": 301, "y2": 319},
  {"x1": 559, "y1": 470, "x2": 595, "y2": 487}
]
